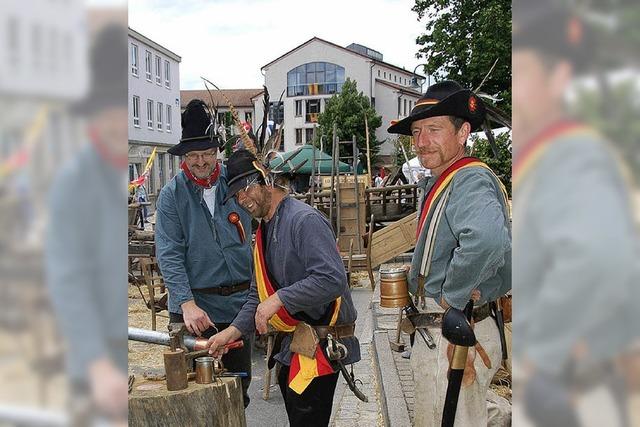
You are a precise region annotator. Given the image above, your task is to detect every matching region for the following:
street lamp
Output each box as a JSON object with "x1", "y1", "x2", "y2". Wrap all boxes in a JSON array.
[{"x1": 410, "y1": 64, "x2": 430, "y2": 91}]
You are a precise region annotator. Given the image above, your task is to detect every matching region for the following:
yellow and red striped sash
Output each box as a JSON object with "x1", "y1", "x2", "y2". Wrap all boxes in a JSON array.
[
  {"x1": 254, "y1": 224, "x2": 341, "y2": 394},
  {"x1": 513, "y1": 120, "x2": 595, "y2": 189},
  {"x1": 416, "y1": 157, "x2": 508, "y2": 238}
]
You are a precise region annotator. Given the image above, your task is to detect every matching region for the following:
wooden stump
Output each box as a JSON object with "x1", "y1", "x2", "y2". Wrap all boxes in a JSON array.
[{"x1": 129, "y1": 377, "x2": 246, "y2": 427}]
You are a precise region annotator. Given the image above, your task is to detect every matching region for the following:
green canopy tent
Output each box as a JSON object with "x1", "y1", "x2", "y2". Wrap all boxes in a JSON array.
[{"x1": 269, "y1": 145, "x2": 351, "y2": 174}]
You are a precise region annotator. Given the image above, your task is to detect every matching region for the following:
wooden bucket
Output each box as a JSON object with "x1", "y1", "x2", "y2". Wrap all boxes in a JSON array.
[{"x1": 379, "y1": 268, "x2": 410, "y2": 308}]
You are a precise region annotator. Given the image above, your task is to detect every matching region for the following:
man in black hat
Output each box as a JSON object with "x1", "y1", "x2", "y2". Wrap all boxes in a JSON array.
[
  {"x1": 154, "y1": 99, "x2": 254, "y2": 407},
  {"x1": 388, "y1": 80, "x2": 511, "y2": 426},
  {"x1": 205, "y1": 149, "x2": 362, "y2": 426},
  {"x1": 47, "y1": 23, "x2": 128, "y2": 423},
  {"x1": 513, "y1": 1, "x2": 635, "y2": 426}
]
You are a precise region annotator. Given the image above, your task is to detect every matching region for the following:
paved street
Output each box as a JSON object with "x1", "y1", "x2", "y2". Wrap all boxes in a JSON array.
[{"x1": 245, "y1": 286, "x2": 382, "y2": 427}]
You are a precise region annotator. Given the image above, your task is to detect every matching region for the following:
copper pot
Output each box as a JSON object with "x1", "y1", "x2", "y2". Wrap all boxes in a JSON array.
[
  {"x1": 379, "y1": 268, "x2": 410, "y2": 308},
  {"x1": 195, "y1": 356, "x2": 214, "y2": 384}
]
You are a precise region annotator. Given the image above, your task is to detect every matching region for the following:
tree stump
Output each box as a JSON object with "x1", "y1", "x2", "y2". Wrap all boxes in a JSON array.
[{"x1": 129, "y1": 377, "x2": 246, "y2": 427}]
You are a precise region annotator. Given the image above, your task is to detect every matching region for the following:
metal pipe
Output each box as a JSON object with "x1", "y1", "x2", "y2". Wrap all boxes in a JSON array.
[
  {"x1": 128, "y1": 327, "x2": 204, "y2": 351},
  {"x1": 0, "y1": 405, "x2": 67, "y2": 427},
  {"x1": 128, "y1": 327, "x2": 243, "y2": 353}
]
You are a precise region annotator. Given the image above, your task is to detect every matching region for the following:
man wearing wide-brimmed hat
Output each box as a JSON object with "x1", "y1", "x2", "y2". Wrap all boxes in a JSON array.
[
  {"x1": 155, "y1": 99, "x2": 254, "y2": 407},
  {"x1": 47, "y1": 23, "x2": 129, "y2": 424},
  {"x1": 388, "y1": 80, "x2": 511, "y2": 426},
  {"x1": 513, "y1": 1, "x2": 636, "y2": 426},
  {"x1": 206, "y1": 148, "x2": 362, "y2": 426}
]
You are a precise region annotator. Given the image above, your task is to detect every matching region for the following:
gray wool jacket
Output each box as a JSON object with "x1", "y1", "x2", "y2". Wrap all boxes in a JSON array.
[
  {"x1": 232, "y1": 196, "x2": 361, "y2": 367},
  {"x1": 409, "y1": 165, "x2": 512, "y2": 310}
]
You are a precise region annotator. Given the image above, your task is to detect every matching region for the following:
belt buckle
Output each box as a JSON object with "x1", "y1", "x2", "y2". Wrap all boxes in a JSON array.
[{"x1": 219, "y1": 286, "x2": 231, "y2": 296}]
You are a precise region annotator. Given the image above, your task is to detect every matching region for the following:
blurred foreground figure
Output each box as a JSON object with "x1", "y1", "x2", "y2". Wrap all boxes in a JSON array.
[
  {"x1": 513, "y1": 1, "x2": 639, "y2": 426},
  {"x1": 46, "y1": 24, "x2": 128, "y2": 425}
]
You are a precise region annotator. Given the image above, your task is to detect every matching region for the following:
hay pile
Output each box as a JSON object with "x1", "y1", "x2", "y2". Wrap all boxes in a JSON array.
[
  {"x1": 490, "y1": 366, "x2": 512, "y2": 402},
  {"x1": 128, "y1": 286, "x2": 167, "y2": 370}
]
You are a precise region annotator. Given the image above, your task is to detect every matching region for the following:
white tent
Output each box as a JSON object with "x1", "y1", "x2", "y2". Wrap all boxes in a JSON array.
[{"x1": 402, "y1": 157, "x2": 431, "y2": 184}]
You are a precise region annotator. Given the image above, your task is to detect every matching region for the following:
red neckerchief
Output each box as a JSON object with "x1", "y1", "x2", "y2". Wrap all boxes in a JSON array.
[
  {"x1": 89, "y1": 127, "x2": 128, "y2": 169},
  {"x1": 181, "y1": 161, "x2": 220, "y2": 189}
]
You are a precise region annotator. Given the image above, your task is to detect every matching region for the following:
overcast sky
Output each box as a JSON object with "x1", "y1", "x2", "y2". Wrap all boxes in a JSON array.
[{"x1": 129, "y1": 0, "x2": 428, "y2": 90}]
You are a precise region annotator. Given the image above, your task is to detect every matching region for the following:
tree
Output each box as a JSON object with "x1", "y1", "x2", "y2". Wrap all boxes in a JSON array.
[
  {"x1": 413, "y1": 0, "x2": 512, "y2": 191},
  {"x1": 412, "y1": 0, "x2": 512, "y2": 113},
  {"x1": 316, "y1": 79, "x2": 382, "y2": 172},
  {"x1": 469, "y1": 132, "x2": 512, "y2": 197}
]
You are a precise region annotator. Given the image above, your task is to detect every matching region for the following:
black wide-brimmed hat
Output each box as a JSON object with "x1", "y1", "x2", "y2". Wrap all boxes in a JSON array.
[
  {"x1": 73, "y1": 24, "x2": 127, "y2": 115},
  {"x1": 223, "y1": 149, "x2": 268, "y2": 204},
  {"x1": 513, "y1": 0, "x2": 592, "y2": 70},
  {"x1": 387, "y1": 80, "x2": 486, "y2": 135},
  {"x1": 167, "y1": 99, "x2": 221, "y2": 156}
]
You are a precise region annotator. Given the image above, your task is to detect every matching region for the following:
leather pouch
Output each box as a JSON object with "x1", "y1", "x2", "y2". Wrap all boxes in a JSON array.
[{"x1": 290, "y1": 322, "x2": 319, "y2": 359}]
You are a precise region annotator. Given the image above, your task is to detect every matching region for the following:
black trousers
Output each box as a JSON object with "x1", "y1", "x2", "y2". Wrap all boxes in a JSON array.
[
  {"x1": 169, "y1": 313, "x2": 253, "y2": 408},
  {"x1": 277, "y1": 363, "x2": 339, "y2": 427}
]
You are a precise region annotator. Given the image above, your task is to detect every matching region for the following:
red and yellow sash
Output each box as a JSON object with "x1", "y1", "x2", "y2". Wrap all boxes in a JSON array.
[
  {"x1": 513, "y1": 120, "x2": 595, "y2": 189},
  {"x1": 416, "y1": 157, "x2": 508, "y2": 238},
  {"x1": 254, "y1": 224, "x2": 342, "y2": 394}
]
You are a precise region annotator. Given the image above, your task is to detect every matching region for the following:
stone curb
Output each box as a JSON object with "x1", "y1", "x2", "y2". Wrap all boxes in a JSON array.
[{"x1": 372, "y1": 329, "x2": 411, "y2": 427}]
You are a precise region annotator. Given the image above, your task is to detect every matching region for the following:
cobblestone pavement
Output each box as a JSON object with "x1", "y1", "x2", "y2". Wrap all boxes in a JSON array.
[{"x1": 391, "y1": 333, "x2": 415, "y2": 424}]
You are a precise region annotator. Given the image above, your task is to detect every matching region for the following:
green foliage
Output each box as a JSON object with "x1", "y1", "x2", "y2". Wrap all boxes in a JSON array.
[
  {"x1": 392, "y1": 135, "x2": 415, "y2": 167},
  {"x1": 572, "y1": 79, "x2": 640, "y2": 184},
  {"x1": 469, "y1": 132, "x2": 512, "y2": 196},
  {"x1": 412, "y1": 0, "x2": 512, "y2": 113},
  {"x1": 316, "y1": 79, "x2": 383, "y2": 172}
]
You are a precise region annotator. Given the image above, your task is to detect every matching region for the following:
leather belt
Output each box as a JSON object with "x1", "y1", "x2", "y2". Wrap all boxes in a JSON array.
[
  {"x1": 472, "y1": 303, "x2": 492, "y2": 323},
  {"x1": 407, "y1": 302, "x2": 493, "y2": 327},
  {"x1": 192, "y1": 282, "x2": 250, "y2": 296},
  {"x1": 313, "y1": 323, "x2": 356, "y2": 340}
]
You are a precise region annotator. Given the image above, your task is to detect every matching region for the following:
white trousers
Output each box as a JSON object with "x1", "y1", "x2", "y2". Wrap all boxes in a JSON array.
[{"x1": 410, "y1": 317, "x2": 502, "y2": 427}]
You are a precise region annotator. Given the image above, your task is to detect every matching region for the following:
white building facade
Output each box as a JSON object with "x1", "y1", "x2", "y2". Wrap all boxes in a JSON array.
[
  {"x1": 258, "y1": 37, "x2": 422, "y2": 164},
  {"x1": 128, "y1": 28, "x2": 181, "y2": 203}
]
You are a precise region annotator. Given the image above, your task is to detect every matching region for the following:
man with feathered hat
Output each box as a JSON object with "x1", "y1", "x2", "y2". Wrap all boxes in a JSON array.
[
  {"x1": 155, "y1": 99, "x2": 253, "y2": 407},
  {"x1": 205, "y1": 148, "x2": 362, "y2": 426},
  {"x1": 388, "y1": 80, "x2": 512, "y2": 426}
]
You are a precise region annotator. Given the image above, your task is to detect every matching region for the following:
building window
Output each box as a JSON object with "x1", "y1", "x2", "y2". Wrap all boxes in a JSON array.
[
  {"x1": 50, "y1": 28, "x2": 58, "y2": 73},
  {"x1": 132, "y1": 96, "x2": 140, "y2": 127},
  {"x1": 305, "y1": 99, "x2": 320, "y2": 123},
  {"x1": 295, "y1": 129, "x2": 303, "y2": 145},
  {"x1": 397, "y1": 97, "x2": 402, "y2": 116},
  {"x1": 158, "y1": 153, "x2": 166, "y2": 188},
  {"x1": 287, "y1": 62, "x2": 345, "y2": 97},
  {"x1": 404, "y1": 99, "x2": 407, "y2": 116},
  {"x1": 245, "y1": 111, "x2": 252, "y2": 123},
  {"x1": 155, "y1": 55, "x2": 161, "y2": 85},
  {"x1": 269, "y1": 102, "x2": 284, "y2": 125},
  {"x1": 384, "y1": 71, "x2": 386, "y2": 79},
  {"x1": 305, "y1": 128, "x2": 315, "y2": 145},
  {"x1": 377, "y1": 69, "x2": 380, "y2": 77},
  {"x1": 32, "y1": 24, "x2": 42, "y2": 70},
  {"x1": 166, "y1": 105, "x2": 172, "y2": 132},
  {"x1": 157, "y1": 102, "x2": 163, "y2": 131},
  {"x1": 168, "y1": 154, "x2": 175, "y2": 178},
  {"x1": 145, "y1": 50, "x2": 152, "y2": 80},
  {"x1": 131, "y1": 43, "x2": 138, "y2": 76},
  {"x1": 295, "y1": 100, "x2": 303, "y2": 117},
  {"x1": 394, "y1": 75, "x2": 397, "y2": 82},
  {"x1": 147, "y1": 99, "x2": 154, "y2": 129},
  {"x1": 164, "y1": 60, "x2": 170, "y2": 88}
]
